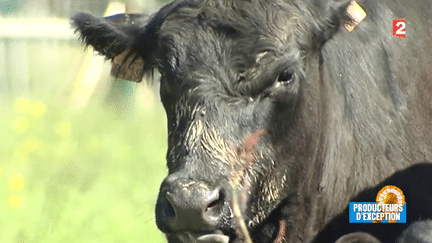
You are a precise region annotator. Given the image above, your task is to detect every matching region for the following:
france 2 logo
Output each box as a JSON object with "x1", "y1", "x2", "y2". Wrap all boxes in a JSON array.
[{"x1": 393, "y1": 18, "x2": 406, "y2": 38}]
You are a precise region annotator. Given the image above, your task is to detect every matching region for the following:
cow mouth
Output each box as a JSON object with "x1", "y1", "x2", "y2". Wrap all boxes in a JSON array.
[
  {"x1": 168, "y1": 230, "x2": 230, "y2": 243},
  {"x1": 195, "y1": 233, "x2": 230, "y2": 243}
]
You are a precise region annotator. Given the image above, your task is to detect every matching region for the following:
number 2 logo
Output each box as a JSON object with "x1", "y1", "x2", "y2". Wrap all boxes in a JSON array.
[{"x1": 393, "y1": 18, "x2": 406, "y2": 38}]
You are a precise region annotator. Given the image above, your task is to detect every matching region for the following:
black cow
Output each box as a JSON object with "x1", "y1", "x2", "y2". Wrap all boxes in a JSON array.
[{"x1": 72, "y1": 0, "x2": 432, "y2": 242}]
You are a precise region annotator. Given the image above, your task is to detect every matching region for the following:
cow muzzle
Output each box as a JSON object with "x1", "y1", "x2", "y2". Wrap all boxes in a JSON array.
[{"x1": 156, "y1": 178, "x2": 231, "y2": 243}]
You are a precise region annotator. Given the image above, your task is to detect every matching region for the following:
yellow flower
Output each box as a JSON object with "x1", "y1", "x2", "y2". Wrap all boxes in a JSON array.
[
  {"x1": 30, "y1": 101, "x2": 46, "y2": 118},
  {"x1": 17, "y1": 136, "x2": 44, "y2": 156},
  {"x1": 9, "y1": 175, "x2": 24, "y2": 191},
  {"x1": 0, "y1": 166, "x2": 2, "y2": 175},
  {"x1": 14, "y1": 97, "x2": 32, "y2": 114},
  {"x1": 55, "y1": 121, "x2": 71, "y2": 137},
  {"x1": 13, "y1": 117, "x2": 30, "y2": 134},
  {"x1": 7, "y1": 194, "x2": 23, "y2": 209}
]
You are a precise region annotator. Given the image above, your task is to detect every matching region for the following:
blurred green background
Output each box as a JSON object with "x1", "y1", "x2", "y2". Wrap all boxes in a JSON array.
[{"x1": 0, "y1": 0, "x2": 168, "y2": 242}]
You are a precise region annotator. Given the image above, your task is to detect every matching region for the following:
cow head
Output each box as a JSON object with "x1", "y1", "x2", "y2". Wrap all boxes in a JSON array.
[{"x1": 72, "y1": 0, "x2": 356, "y2": 242}]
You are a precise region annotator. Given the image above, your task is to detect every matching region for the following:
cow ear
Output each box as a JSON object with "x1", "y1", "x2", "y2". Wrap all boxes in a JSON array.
[
  {"x1": 308, "y1": 0, "x2": 367, "y2": 46},
  {"x1": 72, "y1": 1, "x2": 196, "y2": 82},
  {"x1": 72, "y1": 12, "x2": 151, "y2": 82}
]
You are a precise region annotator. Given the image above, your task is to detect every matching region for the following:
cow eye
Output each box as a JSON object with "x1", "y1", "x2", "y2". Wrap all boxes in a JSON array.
[{"x1": 277, "y1": 69, "x2": 293, "y2": 83}]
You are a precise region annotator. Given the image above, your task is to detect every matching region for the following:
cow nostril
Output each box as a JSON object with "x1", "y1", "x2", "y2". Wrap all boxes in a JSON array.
[
  {"x1": 206, "y1": 189, "x2": 225, "y2": 212},
  {"x1": 164, "y1": 193, "x2": 176, "y2": 217},
  {"x1": 206, "y1": 198, "x2": 220, "y2": 210}
]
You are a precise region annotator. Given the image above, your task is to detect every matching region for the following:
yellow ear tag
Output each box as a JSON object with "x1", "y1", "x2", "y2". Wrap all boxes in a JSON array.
[{"x1": 345, "y1": 1, "x2": 367, "y2": 32}]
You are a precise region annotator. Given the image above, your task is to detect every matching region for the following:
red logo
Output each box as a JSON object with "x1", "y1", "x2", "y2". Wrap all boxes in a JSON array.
[{"x1": 393, "y1": 19, "x2": 406, "y2": 38}]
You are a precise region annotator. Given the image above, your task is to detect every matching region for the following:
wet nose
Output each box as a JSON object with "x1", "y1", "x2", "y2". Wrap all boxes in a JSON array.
[{"x1": 156, "y1": 178, "x2": 225, "y2": 232}]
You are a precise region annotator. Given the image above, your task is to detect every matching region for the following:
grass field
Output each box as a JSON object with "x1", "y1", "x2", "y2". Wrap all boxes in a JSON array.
[{"x1": 0, "y1": 94, "x2": 168, "y2": 242}]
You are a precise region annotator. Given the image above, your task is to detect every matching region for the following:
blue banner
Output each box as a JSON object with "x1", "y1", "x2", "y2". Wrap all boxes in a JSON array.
[{"x1": 349, "y1": 202, "x2": 406, "y2": 223}]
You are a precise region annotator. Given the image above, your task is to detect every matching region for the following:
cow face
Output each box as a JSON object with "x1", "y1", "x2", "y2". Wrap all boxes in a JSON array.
[{"x1": 72, "y1": 0, "x2": 344, "y2": 242}]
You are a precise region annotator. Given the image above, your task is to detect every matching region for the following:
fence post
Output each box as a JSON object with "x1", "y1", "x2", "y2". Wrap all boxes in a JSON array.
[
  {"x1": 0, "y1": 39, "x2": 8, "y2": 99},
  {"x1": 9, "y1": 39, "x2": 30, "y2": 96}
]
